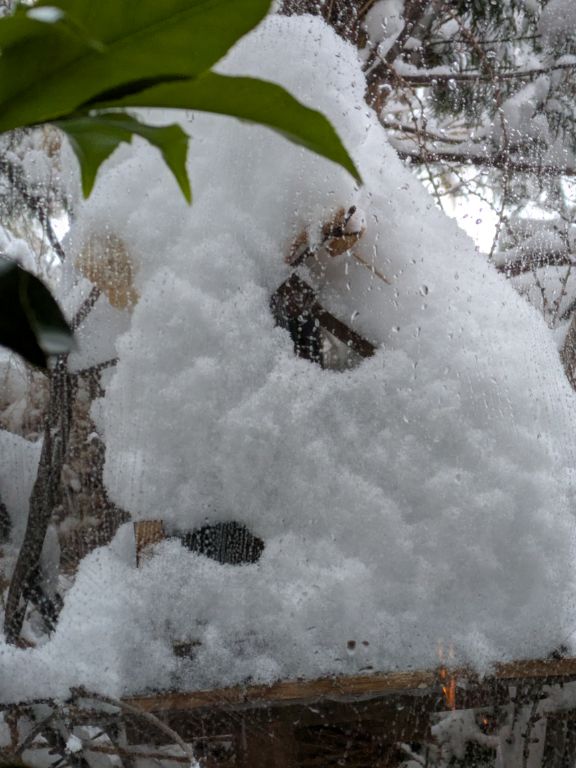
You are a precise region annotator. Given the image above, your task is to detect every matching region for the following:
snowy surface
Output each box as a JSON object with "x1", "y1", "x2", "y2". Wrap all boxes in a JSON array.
[
  {"x1": 2, "y1": 14, "x2": 576, "y2": 701},
  {"x1": 0, "y1": 429, "x2": 42, "y2": 547},
  {"x1": 364, "y1": 0, "x2": 404, "y2": 57},
  {"x1": 539, "y1": 0, "x2": 576, "y2": 49}
]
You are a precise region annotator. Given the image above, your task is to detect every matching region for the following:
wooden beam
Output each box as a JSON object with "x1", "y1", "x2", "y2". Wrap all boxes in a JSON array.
[
  {"x1": 271, "y1": 275, "x2": 377, "y2": 361},
  {"x1": 494, "y1": 656, "x2": 576, "y2": 682},
  {"x1": 235, "y1": 715, "x2": 297, "y2": 768},
  {"x1": 125, "y1": 657, "x2": 576, "y2": 715},
  {"x1": 134, "y1": 520, "x2": 165, "y2": 566},
  {"x1": 126, "y1": 670, "x2": 438, "y2": 713}
]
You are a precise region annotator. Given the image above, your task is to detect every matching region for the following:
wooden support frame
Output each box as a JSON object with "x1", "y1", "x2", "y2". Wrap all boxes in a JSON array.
[
  {"x1": 129, "y1": 519, "x2": 576, "y2": 764},
  {"x1": 119, "y1": 659, "x2": 576, "y2": 767},
  {"x1": 126, "y1": 657, "x2": 576, "y2": 715},
  {"x1": 4, "y1": 659, "x2": 576, "y2": 768}
]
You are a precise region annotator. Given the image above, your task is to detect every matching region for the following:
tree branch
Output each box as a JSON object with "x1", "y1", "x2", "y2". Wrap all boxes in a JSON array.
[
  {"x1": 495, "y1": 251, "x2": 575, "y2": 277},
  {"x1": 395, "y1": 148, "x2": 576, "y2": 177},
  {"x1": 364, "y1": 0, "x2": 434, "y2": 108},
  {"x1": 4, "y1": 356, "x2": 74, "y2": 644},
  {"x1": 382, "y1": 119, "x2": 471, "y2": 145},
  {"x1": 393, "y1": 60, "x2": 576, "y2": 87},
  {"x1": 72, "y1": 286, "x2": 101, "y2": 331},
  {"x1": 0, "y1": 154, "x2": 65, "y2": 262},
  {"x1": 71, "y1": 688, "x2": 197, "y2": 766}
]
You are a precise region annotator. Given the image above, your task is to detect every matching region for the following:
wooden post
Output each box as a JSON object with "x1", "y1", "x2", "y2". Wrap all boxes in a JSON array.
[
  {"x1": 134, "y1": 520, "x2": 165, "y2": 566},
  {"x1": 235, "y1": 714, "x2": 297, "y2": 768},
  {"x1": 543, "y1": 713, "x2": 576, "y2": 768}
]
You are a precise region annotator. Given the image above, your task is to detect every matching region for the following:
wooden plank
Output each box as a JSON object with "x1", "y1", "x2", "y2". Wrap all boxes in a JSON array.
[
  {"x1": 271, "y1": 275, "x2": 377, "y2": 361},
  {"x1": 125, "y1": 695, "x2": 441, "y2": 746},
  {"x1": 134, "y1": 520, "x2": 165, "y2": 566},
  {"x1": 494, "y1": 656, "x2": 576, "y2": 682},
  {"x1": 125, "y1": 657, "x2": 576, "y2": 715},
  {"x1": 235, "y1": 715, "x2": 297, "y2": 768},
  {"x1": 126, "y1": 670, "x2": 437, "y2": 713},
  {"x1": 316, "y1": 304, "x2": 377, "y2": 359}
]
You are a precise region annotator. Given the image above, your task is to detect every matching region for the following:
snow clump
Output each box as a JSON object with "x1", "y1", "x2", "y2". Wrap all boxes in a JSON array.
[{"x1": 2, "y1": 13, "x2": 576, "y2": 700}]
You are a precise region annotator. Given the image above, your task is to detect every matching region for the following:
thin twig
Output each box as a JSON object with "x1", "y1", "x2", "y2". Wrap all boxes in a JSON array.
[
  {"x1": 4, "y1": 355, "x2": 73, "y2": 644},
  {"x1": 37, "y1": 205, "x2": 66, "y2": 262},
  {"x1": 71, "y1": 688, "x2": 197, "y2": 766},
  {"x1": 351, "y1": 251, "x2": 391, "y2": 284},
  {"x1": 72, "y1": 358, "x2": 118, "y2": 379},
  {"x1": 72, "y1": 286, "x2": 101, "y2": 330},
  {"x1": 14, "y1": 710, "x2": 59, "y2": 756},
  {"x1": 382, "y1": 120, "x2": 470, "y2": 145},
  {"x1": 395, "y1": 149, "x2": 576, "y2": 177},
  {"x1": 393, "y1": 60, "x2": 576, "y2": 86}
]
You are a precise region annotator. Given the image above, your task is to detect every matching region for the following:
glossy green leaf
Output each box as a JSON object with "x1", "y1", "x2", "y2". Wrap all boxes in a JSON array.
[
  {"x1": 93, "y1": 73, "x2": 362, "y2": 183},
  {"x1": 0, "y1": 260, "x2": 74, "y2": 370},
  {"x1": 57, "y1": 113, "x2": 191, "y2": 200},
  {"x1": 0, "y1": 0, "x2": 273, "y2": 133}
]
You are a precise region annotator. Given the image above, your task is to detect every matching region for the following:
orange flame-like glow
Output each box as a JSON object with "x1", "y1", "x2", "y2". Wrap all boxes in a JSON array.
[{"x1": 437, "y1": 642, "x2": 457, "y2": 710}]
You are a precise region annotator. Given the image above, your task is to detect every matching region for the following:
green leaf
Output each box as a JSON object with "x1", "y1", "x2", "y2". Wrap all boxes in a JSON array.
[
  {"x1": 56, "y1": 113, "x2": 191, "y2": 200},
  {"x1": 92, "y1": 73, "x2": 362, "y2": 183},
  {"x1": 0, "y1": 260, "x2": 74, "y2": 370},
  {"x1": 0, "y1": 0, "x2": 273, "y2": 133}
]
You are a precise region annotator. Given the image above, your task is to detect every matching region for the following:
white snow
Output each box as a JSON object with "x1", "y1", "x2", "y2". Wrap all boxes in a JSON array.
[
  {"x1": 26, "y1": 7, "x2": 65, "y2": 24},
  {"x1": 495, "y1": 75, "x2": 551, "y2": 149},
  {"x1": 0, "y1": 429, "x2": 42, "y2": 547},
  {"x1": 364, "y1": 0, "x2": 404, "y2": 57},
  {"x1": 65, "y1": 734, "x2": 83, "y2": 754},
  {"x1": 539, "y1": 0, "x2": 576, "y2": 49},
  {"x1": 2, "y1": 13, "x2": 576, "y2": 701}
]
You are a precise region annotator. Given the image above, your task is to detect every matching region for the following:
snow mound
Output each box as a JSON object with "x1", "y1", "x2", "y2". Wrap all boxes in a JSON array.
[{"x1": 4, "y1": 14, "x2": 576, "y2": 700}]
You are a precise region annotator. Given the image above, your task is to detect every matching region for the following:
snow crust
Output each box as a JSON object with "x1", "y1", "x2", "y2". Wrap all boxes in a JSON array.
[{"x1": 3, "y1": 14, "x2": 576, "y2": 700}]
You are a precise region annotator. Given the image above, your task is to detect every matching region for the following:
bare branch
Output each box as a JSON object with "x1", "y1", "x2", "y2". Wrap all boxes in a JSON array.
[
  {"x1": 395, "y1": 148, "x2": 576, "y2": 178},
  {"x1": 71, "y1": 688, "x2": 197, "y2": 766},
  {"x1": 495, "y1": 251, "x2": 575, "y2": 278},
  {"x1": 382, "y1": 120, "x2": 472, "y2": 145},
  {"x1": 4, "y1": 356, "x2": 73, "y2": 644},
  {"x1": 72, "y1": 357, "x2": 119, "y2": 379},
  {"x1": 72, "y1": 286, "x2": 101, "y2": 331},
  {"x1": 394, "y1": 60, "x2": 576, "y2": 87}
]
